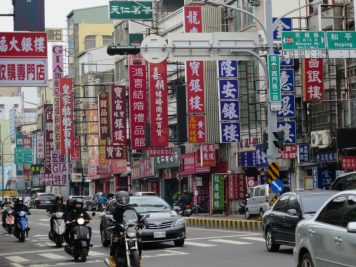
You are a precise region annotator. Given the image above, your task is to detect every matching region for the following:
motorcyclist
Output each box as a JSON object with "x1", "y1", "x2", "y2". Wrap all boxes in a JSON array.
[
  {"x1": 1, "y1": 198, "x2": 13, "y2": 228},
  {"x1": 13, "y1": 198, "x2": 30, "y2": 236},
  {"x1": 64, "y1": 198, "x2": 75, "y2": 244},
  {"x1": 47, "y1": 196, "x2": 67, "y2": 234},
  {"x1": 108, "y1": 191, "x2": 143, "y2": 267}
]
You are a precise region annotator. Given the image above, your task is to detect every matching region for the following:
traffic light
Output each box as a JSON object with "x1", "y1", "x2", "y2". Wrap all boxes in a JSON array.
[
  {"x1": 273, "y1": 131, "x2": 285, "y2": 150},
  {"x1": 263, "y1": 132, "x2": 268, "y2": 151},
  {"x1": 106, "y1": 44, "x2": 140, "y2": 56}
]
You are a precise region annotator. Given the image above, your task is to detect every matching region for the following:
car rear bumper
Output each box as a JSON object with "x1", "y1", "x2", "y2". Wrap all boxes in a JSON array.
[{"x1": 140, "y1": 226, "x2": 186, "y2": 243}]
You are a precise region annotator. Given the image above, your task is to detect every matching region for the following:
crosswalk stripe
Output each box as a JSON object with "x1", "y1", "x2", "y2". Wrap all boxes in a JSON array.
[
  {"x1": 240, "y1": 237, "x2": 265, "y2": 242},
  {"x1": 38, "y1": 253, "x2": 67, "y2": 260},
  {"x1": 88, "y1": 251, "x2": 107, "y2": 257},
  {"x1": 185, "y1": 241, "x2": 217, "y2": 247},
  {"x1": 209, "y1": 239, "x2": 252, "y2": 245},
  {"x1": 5, "y1": 256, "x2": 30, "y2": 263}
]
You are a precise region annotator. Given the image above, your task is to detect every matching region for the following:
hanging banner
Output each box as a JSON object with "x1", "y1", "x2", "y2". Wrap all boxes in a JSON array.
[
  {"x1": 111, "y1": 85, "x2": 127, "y2": 145},
  {"x1": 36, "y1": 132, "x2": 44, "y2": 159},
  {"x1": 212, "y1": 173, "x2": 224, "y2": 210},
  {"x1": 99, "y1": 139, "x2": 109, "y2": 165},
  {"x1": 43, "y1": 104, "x2": 54, "y2": 174},
  {"x1": 59, "y1": 78, "x2": 74, "y2": 155},
  {"x1": 188, "y1": 115, "x2": 206, "y2": 143},
  {"x1": 129, "y1": 64, "x2": 147, "y2": 150},
  {"x1": 105, "y1": 144, "x2": 127, "y2": 160},
  {"x1": 303, "y1": 58, "x2": 324, "y2": 102},
  {"x1": 52, "y1": 45, "x2": 63, "y2": 150},
  {"x1": 98, "y1": 91, "x2": 110, "y2": 140},
  {"x1": 200, "y1": 144, "x2": 216, "y2": 167},
  {"x1": 186, "y1": 61, "x2": 205, "y2": 114},
  {"x1": 220, "y1": 122, "x2": 240, "y2": 143},
  {"x1": 149, "y1": 61, "x2": 168, "y2": 147},
  {"x1": 71, "y1": 136, "x2": 80, "y2": 161},
  {"x1": 184, "y1": 6, "x2": 203, "y2": 33}
]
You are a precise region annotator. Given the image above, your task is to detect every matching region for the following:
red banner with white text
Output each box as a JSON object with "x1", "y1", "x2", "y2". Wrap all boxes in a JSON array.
[
  {"x1": 111, "y1": 85, "x2": 127, "y2": 145},
  {"x1": 303, "y1": 58, "x2": 324, "y2": 102}
]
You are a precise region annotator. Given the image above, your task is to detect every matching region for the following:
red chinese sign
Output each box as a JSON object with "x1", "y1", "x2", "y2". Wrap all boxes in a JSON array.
[
  {"x1": 71, "y1": 136, "x2": 80, "y2": 161},
  {"x1": 228, "y1": 175, "x2": 235, "y2": 200},
  {"x1": 233, "y1": 173, "x2": 246, "y2": 199},
  {"x1": 188, "y1": 115, "x2": 206, "y2": 143},
  {"x1": 23, "y1": 137, "x2": 32, "y2": 148},
  {"x1": 186, "y1": 61, "x2": 205, "y2": 114},
  {"x1": 303, "y1": 58, "x2": 324, "y2": 102},
  {"x1": 281, "y1": 145, "x2": 297, "y2": 159},
  {"x1": 105, "y1": 145, "x2": 127, "y2": 160},
  {"x1": 184, "y1": 6, "x2": 203, "y2": 33},
  {"x1": 43, "y1": 104, "x2": 54, "y2": 175},
  {"x1": 200, "y1": 144, "x2": 216, "y2": 167},
  {"x1": 140, "y1": 158, "x2": 154, "y2": 177},
  {"x1": 129, "y1": 64, "x2": 147, "y2": 150},
  {"x1": 58, "y1": 78, "x2": 74, "y2": 156},
  {"x1": 111, "y1": 85, "x2": 126, "y2": 145},
  {"x1": 342, "y1": 156, "x2": 356, "y2": 170},
  {"x1": 99, "y1": 139, "x2": 109, "y2": 165},
  {"x1": 149, "y1": 61, "x2": 168, "y2": 147},
  {"x1": 147, "y1": 147, "x2": 173, "y2": 157},
  {"x1": 98, "y1": 91, "x2": 110, "y2": 139},
  {"x1": 179, "y1": 152, "x2": 196, "y2": 176}
]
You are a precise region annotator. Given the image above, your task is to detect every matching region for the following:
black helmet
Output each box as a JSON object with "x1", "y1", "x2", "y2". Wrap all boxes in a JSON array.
[
  {"x1": 115, "y1": 191, "x2": 130, "y2": 207},
  {"x1": 74, "y1": 198, "x2": 84, "y2": 209},
  {"x1": 66, "y1": 198, "x2": 75, "y2": 207},
  {"x1": 55, "y1": 196, "x2": 64, "y2": 202}
]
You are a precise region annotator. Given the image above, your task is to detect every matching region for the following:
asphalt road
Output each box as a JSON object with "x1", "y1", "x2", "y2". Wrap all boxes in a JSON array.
[{"x1": 0, "y1": 213, "x2": 294, "y2": 267}]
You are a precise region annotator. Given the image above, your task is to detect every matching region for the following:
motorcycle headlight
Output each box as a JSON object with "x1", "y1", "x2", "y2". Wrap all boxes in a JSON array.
[
  {"x1": 77, "y1": 218, "x2": 85, "y2": 225},
  {"x1": 19, "y1": 211, "x2": 26, "y2": 217},
  {"x1": 127, "y1": 227, "x2": 136, "y2": 238},
  {"x1": 175, "y1": 218, "x2": 185, "y2": 227}
]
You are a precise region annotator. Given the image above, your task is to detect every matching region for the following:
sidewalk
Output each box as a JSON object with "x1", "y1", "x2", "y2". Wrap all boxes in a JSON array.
[{"x1": 185, "y1": 213, "x2": 262, "y2": 232}]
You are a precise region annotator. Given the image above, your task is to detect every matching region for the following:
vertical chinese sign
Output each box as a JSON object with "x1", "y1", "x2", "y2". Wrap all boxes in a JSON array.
[
  {"x1": 52, "y1": 45, "x2": 63, "y2": 150},
  {"x1": 184, "y1": 6, "x2": 203, "y2": 33},
  {"x1": 43, "y1": 104, "x2": 53, "y2": 184},
  {"x1": 59, "y1": 78, "x2": 74, "y2": 155},
  {"x1": 212, "y1": 173, "x2": 224, "y2": 211},
  {"x1": 129, "y1": 61, "x2": 147, "y2": 150},
  {"x1": 302, "y1": 58, "x2": 324, "y2": 101},
  {"x1": 149, "y1": 61, "x2": 168, "y2": 147},
  {"x1": 200, "y1": 144, "x2": 216, "y2": 167},
  {"x1": 188, "y1": 115, "x2": 206, "y2": 143},
  {"x1": 98, "y1": 91, "x2": 110, "y2": 139},
  {"x1": 217, "y1": 60, "x2": 240, "y2": 143},
  {"x1": 111, "y1": 85, "x2": 127, "y2": 145}
]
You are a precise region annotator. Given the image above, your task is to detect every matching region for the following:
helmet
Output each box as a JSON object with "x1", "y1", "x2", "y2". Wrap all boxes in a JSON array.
[
  {"x1": 115, "y1": 191, "x2": 130, "y2": 207},
  {"x1": 74, "y1": 198, "x2": 84, "y2": 209},
  {"x1": 5, "y1": 198, "x2": 11, "y2": 204},
  {"x1": 55, "y1": 195, "x2": 64, "y2": 203},
  {"x1": 18, "y1": 198, "x2": 23, "y2": 205},
  {"x1": 66, "y1": 198, "x2": 75, "y2": 207}
]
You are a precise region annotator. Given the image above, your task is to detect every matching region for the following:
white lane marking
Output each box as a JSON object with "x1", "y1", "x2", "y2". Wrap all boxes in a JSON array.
[
  {"x1": 240, "y1": 236, "x2": 265, "y2": 242},
  {"x1": 38, "y1": 253, "x2": 67, "y2": 260},
  {"x1": 33, "y1": 234, "x2": 48, "y2": 237},
  {"x1": 39, "y1": 219, "x2": 49, "y2": 222},
  {"x1": 92, "y1": 230, "x2": 100, "y2": 234},
  {"x1": 5, "y1": 256, "x2": 31, "y2": 263},
  {"x1": 187, "y1": 227, "x2": 258, "y2": 234},
  {"x1": 209, "y1": 239, "x2": 252, "y2": 245},
  {"x1": 186, "y1": 233, "x2": 260, "y2": 241},
  {"x1": 88, "y1": 251, "x2": 106, "y2": 257},
  {"x1": 143, "y1": 250, "x2": 188, "y2": 258},
  {"x1": 27, "y1": 260, "x2": 103, "y2": 267},
  {"x1": 185, "y1": 241, "x2": 217, "y2": 247}
]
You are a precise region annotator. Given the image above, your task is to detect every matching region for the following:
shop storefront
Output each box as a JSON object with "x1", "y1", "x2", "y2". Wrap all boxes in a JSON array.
[{"x1": 131, "y1": 158, "x2": 158, "y2": 194}]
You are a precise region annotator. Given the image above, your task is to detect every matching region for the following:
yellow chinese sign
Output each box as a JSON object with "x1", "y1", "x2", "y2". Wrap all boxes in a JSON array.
[{"x1": 46, "y1": 28, "x2": 63, "y2": 42}]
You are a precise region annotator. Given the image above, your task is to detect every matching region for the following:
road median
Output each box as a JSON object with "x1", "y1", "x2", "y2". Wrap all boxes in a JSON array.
[{"x1": 185, "y1": 217, "x2": 262, "y2": 232}]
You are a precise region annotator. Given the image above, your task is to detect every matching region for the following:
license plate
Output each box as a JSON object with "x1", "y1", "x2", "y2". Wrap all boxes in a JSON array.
[
  {"x1": 45, "y1": 201, "x2": 51, "y2": 204},
  {"x1": 153, "y1": 231, "x2": 166, "y2": 238}
]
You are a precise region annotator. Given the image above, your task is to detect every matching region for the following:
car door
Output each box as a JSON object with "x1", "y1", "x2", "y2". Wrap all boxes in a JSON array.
[
  {"x1": 311, "y1": 195, "x2": 346, "y2": 267},
  {"x1": 282, "y1": 194, "x2": 301, "y2": 244},
  {"x1": 270, "y1": 194, "x2": 290, "y2": 242}
]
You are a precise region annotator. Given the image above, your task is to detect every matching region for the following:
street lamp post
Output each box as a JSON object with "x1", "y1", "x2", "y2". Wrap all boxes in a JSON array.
[{"x1": 0, "y1": 125, "x2": 12, "y2": 199}]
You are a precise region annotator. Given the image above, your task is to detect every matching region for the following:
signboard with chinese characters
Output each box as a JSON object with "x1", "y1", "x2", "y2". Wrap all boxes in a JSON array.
[
  {"x1": 217, "y1": 60, "x2": 238, "y2": 79},
  {"x1": 298, "y1": 144, "x2": 310, "y2": 163},
  {"x1": 186, "y1": 61, "x2": 205, "y2": 114},
  {"x1": 184, "y1": 6, "x2": 203, "y2": 33},
  {"x1": 98, "y1": 91, "x2": 110, "y2": 140},
  {"x1": 105, "y1": 144, "x2": 126, "y2": 160},
  {"x1": 280, "y1": 69, "x2": 295, "y2": 93},
  {"x1": 109, "y1": 1, "x2": 153, "y2": 20},
  {"x1": 267, "y1": 55, "x2": 281, "y2": 107},
  {"x1": 302, "y1": 58, "x2": 324, "y2": 102},
  {"x1": 14, "y1": 148, "x2": 33, "y2": 164},
  {"x1": 212, "y1": 174, "x2": 224, "y2": 210},
  {"x1": 129, "y1": 63, "x2": 147, "y2": 150},
  {"x1": 273, "y1": 17, "x2": 292, "y2": 40},
  {"x1": 233, "y1": 173, "x2": 246, "y2": 199},
  {"x1": 148, "y1": 148, "x2": 173, "y2": 157},
  {"x1": 111, "y1": 85, "x2": 126, "y2": 145},
  {"x1": 277, "y1": 121, "x2": 296, "y2": 144},
  {"x1": 327, "y1": 31, "x2": 356, "y2": 58},
  {"x1": 155, "y1": 148, "x2": 180, "y2": 169},
  {"x1": 256, "y1": 144, "x2": 268, "y2": 168},
  {"x1": 237, "y1": 151, "x2": 256, "y2": 167},
  {"x1": 36, "y1": 132, "x2": 44, "y2": 159},
  {"x1": 219, "y1": 101, "x2": 240, "y2": 121},
  {"x1": 277, "y1": 95, "x2": 295, "y2": 118},
  {"x1": 280, "y1": 145, "x2": 297, "y2": 159},
  {"x1": 43, "y1": 104, "x2": 54, "y2": 174},
  {"x1": 220, "y1": 122, "x2": 240, "y2": 143},
  {"x1": 200, "y1": 144, "x2": 216, "y2": 167},
  {"x1": 149, "y1": 61, "x2": 168, "y2": 147},
  {"x1": 59, "y1": 78, "x2": 74, "y2": 155},
  {"x1": 139, "y1": 158, "x2": 155, "y2": 178},
  {"x1": 188, "y1": 115, "x2": 206, "y2": 143},
  {"x1": 179, "y1": 152, "x2": 196, "y2": 176},
  {"x1": 71, "y1": 136, "x2": 80, "y2": 161},
  {"x1": 51, "y1": 152, "x2": 71, "y2": 186},
  {"x1": 314, "y1": 151, "x2": 338, "y2": 163},
  {"x1": 99, "y1": 139, "x2": 109, "y2": 165},
  {"x1": 23, "y1": 137, "x2": 32, "y2": 148},
  {"x1": 52, "y1": 45, "x2": 63, "y2": 149},
  {"x1": 342, "y1": 156, "x2": 356, "y2": 170},
  {"x1": 46, "y1": 28, "x2": 63, "y2": 42}
]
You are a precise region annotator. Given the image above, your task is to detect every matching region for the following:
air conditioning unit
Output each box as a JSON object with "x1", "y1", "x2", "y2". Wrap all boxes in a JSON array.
[
  {"x1": 248, "y1": 0, "x2": 260, "y2": 6},
  {"x1": 318, "y1": 130, "x2": 331, "y2": 149},
  {"x1": 311, "y1": 131, "x2": 320, "y2": 148}
]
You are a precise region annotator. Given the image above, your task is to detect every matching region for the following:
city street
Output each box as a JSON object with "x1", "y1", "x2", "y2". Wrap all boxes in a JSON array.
[{"x1": 0, "y1": 213, "x2": 294, "y2": 267}]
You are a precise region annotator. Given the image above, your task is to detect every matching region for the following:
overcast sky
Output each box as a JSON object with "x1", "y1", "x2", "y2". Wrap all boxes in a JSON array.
[{"x1": 0, "y1": 0, "x2": 108, "y2": 112}]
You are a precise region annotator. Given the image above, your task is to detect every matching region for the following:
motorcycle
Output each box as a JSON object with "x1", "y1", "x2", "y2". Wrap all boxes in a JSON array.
[
  {"x1": 48, "y1": 212, "x2": 66, "y2": 247},
  {"x1": 13, "y1": 210, "x2": 30, "y2": 242},
  {"x1": 104, "y1": 210, "x2": 144, "y2": 267},
  {"x1": 64, "y1": 214, "x2": 92, "y2": 262},
  {"x1": 2, "y1": 207, "x2": 15, "y2": 234},
  {"x1": 173, "y1": 202, "x2": 192, "y2": 217}
]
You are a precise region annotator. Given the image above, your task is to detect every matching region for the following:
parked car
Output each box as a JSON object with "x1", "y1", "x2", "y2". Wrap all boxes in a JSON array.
[
  {"x1": 85, "y1": 195, "x2": 98, "y2": 211},
  {"x1": 331, "y1": 171, "x2": 356, "y2": 191},
  {"x1": 245, "y1": 184, "x2": 272, "y2": 219},
  {"x1": 294, "y1": 190, "x2": 356, "y2": 267},
  {"x1": 262, "y1": 189, "x2": 338, "y2": 252},
  {"x1": 33, "y1": 193, "x2": 55, "y2": 209},
  {"x1": 100, "y1": 195, "x2": 186, "y2": 247},
  {"x1": 68, "y1": 195, "x2": 88, "y2": 209},
  {"x1": 134, "y1": 192, "x2": 157, "y2": 196}
]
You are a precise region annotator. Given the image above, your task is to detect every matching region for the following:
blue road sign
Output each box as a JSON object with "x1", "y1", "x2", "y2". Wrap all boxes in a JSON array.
[{"x1": 270, "y1": 178, "x2": 285, "y2": 194}]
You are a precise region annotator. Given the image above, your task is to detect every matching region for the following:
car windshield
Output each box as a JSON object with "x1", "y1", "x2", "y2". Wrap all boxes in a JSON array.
[
  {"x1": 130, "y1": 197, "x2": 171, "y2": 213},
  {"x1": 332, "y1": 173, "x2": 356, "y2": 191},
  {"x1": 300, "y1": 194, "x2": 334, "y2": 214},
  {"x1": 39, "y1": 194, "x2": 54, "y2": 200}
]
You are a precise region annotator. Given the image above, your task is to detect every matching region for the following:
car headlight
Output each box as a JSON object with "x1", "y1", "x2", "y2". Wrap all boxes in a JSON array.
[
  {"x1": 77, "y1": 218, "x2": 85, "y2": 225},
  {"x1": 175, "y1": 218, "x2": 185, "y2": 227},
  {"x1": 127, "y1": 227, "x2": 136, "y2": 238}
]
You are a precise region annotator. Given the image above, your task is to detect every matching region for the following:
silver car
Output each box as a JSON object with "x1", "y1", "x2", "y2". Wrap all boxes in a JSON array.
[{"x1": 294, "y1": 190, "x2": 356, "y2": 267}]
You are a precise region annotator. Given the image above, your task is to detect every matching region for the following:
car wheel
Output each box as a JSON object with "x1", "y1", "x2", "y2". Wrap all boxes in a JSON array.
[
  {"x1": 174, "y1": 239, "x2": 185, "y2": 247},
  {"x1": 300, "y1": 252, "x2": 314, "y2": 267},
  {"x1": 101, "y1": 227, "x2": 110, "y2": 247},
  {"x1": 245, "y1": 209, "x2": 250, "y2": 220},
  {"x1": 265, "y1": 228, "x2": 279, "y2": 252}
]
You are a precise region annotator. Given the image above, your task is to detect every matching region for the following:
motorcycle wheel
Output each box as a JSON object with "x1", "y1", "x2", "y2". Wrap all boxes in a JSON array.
[
  {"x1": 19, "y1": 231, "x2": 25, "y2": 242},
  {"x1": 129, "y1": 250, "x2": 140, "y2": 267},
  {"x1": 7, "y1": 225, "x2": 13, "y2": 234},
  {"x1": 80, "y1": 248, "x2": 88, "y2": 262},
  {"x1": 55, "y1": 235, "x2": 64, "y2": 248}
]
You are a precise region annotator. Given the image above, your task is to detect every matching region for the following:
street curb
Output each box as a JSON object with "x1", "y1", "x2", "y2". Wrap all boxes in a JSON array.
[{"x1": 185, "y1": 217, "x2": 262, "y2": 232}]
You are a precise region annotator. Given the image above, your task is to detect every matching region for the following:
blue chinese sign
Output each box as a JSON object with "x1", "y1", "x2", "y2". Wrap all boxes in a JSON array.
[
  {"x1": 298, "y1": 144, "x2": 310, "y2": 163},
  {"x1": 312, "y1": 168, "x2": 336, "y2": 189},
  {"x1": 220, "y1": 122, "x2": 240, "y2": 143},
  {"x1": 218, "y1": 60, "x2": 238, "y2": 78},
  {"x1": 280, "y1": 69, "x2": 295, "y2": 92},
  {"x1": 220, "y1": 101, "x2": 240, "y2": 121},
  {"x1": 277, "y1": 121, "x2": 296, "y2": 144},
  {"x1": 256, "y1": 144, "x2": 268, "y2": 168},
  {"x1": 314, "y1": 151, "x2": 338, "y2": 163},
  {"x1": 219, "y1": 80, "x2": 239, "y2": 99},
  {"x1": 273, "y1": 17, "x2": 292, "y2": 40},
  {"x1": 277, "y1": 95, "x2": 295, "y2": 118},
  {"x1": 238, "y1": 151, "x2": 256, "y2": 167},
  {"x1": 274, "y1": 49, "x2": 294, "y2": 67}
]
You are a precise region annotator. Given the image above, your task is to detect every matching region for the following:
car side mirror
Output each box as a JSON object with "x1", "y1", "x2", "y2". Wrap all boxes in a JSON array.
[
  {"x1": 347, "y1": 222, "x2": 356, "y2": 233},
  {"x1": 287, "y1": 209, "x2": 299, "y2": 216}
]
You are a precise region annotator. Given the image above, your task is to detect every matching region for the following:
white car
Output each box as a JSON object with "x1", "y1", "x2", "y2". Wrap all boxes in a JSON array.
[{"x1": 294, "y1": 190, "x2": 356, "y2": 267}]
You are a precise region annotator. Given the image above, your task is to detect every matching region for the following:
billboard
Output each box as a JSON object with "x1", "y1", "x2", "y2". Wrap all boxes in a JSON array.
[{"x1": 14, "y1": 0, "x2": 45, "y2": 31}]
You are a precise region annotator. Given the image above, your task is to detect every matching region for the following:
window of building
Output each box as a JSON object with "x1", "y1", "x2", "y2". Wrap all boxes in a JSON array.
[
  {"x1": 84, "y1": 35, "x2": 96, "y2": 50},
  {"x1": 102, "y1": 35, "x2": 113, "y2": 46}
]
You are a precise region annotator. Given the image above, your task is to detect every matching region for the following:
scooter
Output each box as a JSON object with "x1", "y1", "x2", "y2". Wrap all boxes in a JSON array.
[
  {"x1": 64, "y1": 214, "x2": 92, "y2": 262},
  {"x1": 48, "y1": 212, "x2": 66, "y2": 247},
  {"x1": 173, "y1": 202, "x2": 192, "y2": 217},
  {"x1": 5, "y1": 208, "x2": 15, "y2": 234},
  {"x1": 13, "y1": 210, "x2": 30, "y2": 242}
]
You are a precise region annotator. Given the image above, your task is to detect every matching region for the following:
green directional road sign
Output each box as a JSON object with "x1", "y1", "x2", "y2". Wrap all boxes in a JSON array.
[
  {"x1": 327, "y1": 31, "x2": 356, "y2": 49},
  {"x1": 282, "y1": 31, "x2": 326, "y2": 50},
  {"x1": 268, "y1": 54, "x2": 281, "y2": 106},
  {"x1": 109, "y1": 1, "x2": 153, "y2": 20},
  {"x1": 14, "y1": 148, "x2": 33, "y2": 164}
]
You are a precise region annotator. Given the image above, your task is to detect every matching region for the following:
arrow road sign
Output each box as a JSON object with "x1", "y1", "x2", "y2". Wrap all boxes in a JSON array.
[{"x1": 270, "y1": 178, "x2": 285, "y2": 194}]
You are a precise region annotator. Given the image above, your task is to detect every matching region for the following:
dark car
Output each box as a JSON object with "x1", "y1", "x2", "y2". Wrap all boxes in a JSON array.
[
  {"x1": 33, "y1": 193, "x2": 55, "y2": 209},
  {"x1": 100, "y1": 196, "x2": 186, "y2": 248},
  {"x1": 262, "y1": 189, "x2": 337, "y2": 252},
  {"x1": 331, "y1": 171, "x2": 356, "y2": 191},
  {"x1": 85, "y1": 195, "x2": 98, "y2": 211}
]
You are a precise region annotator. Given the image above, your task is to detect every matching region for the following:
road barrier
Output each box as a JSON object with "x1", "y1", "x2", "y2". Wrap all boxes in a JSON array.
[{"x1": 185, "y1": 217, "x2": 262, "y2": 232}]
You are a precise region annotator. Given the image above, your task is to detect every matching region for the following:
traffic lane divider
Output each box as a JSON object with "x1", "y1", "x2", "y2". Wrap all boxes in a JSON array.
[{"x1": 185, "y1": 217, "x2": 262, "y2": 232}]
